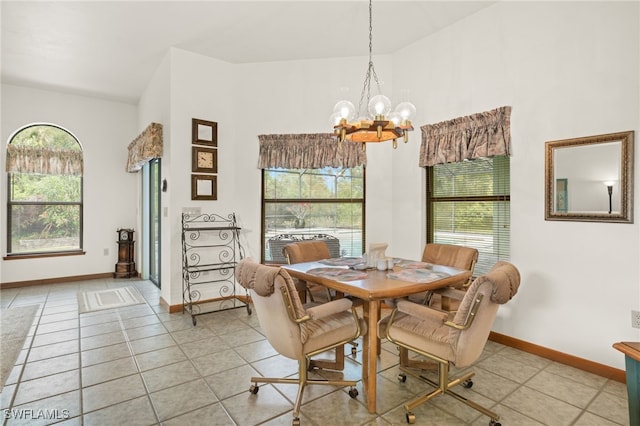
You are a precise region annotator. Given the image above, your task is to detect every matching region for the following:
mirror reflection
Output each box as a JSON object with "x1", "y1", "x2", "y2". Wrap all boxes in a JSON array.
[{"x1": 545, "y1": 131, "x2": 634, "y2": 223}]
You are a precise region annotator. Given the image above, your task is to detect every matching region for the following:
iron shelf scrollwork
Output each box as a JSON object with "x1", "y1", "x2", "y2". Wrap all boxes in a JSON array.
[{"x1": 181, "y1": 212, "x2": 251, "y2": 325}]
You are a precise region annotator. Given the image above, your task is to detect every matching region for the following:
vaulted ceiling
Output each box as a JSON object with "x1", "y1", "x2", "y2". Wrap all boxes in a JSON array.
[{"x1": 1, "y1": 1, "x2": 495, "y2": 104}]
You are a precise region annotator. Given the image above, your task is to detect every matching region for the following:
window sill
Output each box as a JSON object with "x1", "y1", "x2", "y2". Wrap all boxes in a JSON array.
[{"x1": 3, "y1": 251, "x2": 86, "y2": 260}]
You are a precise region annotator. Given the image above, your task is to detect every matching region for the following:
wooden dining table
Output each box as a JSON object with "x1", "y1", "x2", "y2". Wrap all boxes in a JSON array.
[{"x1": 282, "y1": 258, "x2": 471, "y2": 413}]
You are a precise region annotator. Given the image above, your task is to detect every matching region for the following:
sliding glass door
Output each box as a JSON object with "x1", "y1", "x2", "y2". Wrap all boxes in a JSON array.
[{"x1": 148, "y1": 159, "x2": 161, "y2": 286}]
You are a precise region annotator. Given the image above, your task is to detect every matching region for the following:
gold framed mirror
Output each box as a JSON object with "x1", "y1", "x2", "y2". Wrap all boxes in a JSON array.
[{"x1": 545, "y1": 131, "x2": 634, "y2": 223}]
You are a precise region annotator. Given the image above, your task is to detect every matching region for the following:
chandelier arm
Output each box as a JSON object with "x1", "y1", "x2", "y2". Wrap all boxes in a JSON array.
[
  {"x1": 371, "y1": 65, "x2": 382, "y2": 96},
  {"x1": 358, "y1": 62, "x2": 373, "y2": 117}
]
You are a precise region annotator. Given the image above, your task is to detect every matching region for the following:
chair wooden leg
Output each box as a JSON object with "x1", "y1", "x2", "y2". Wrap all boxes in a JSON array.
[
  {"x1": 441, "y1": 295, "x2": 451, "y2": 311},
  {"x1": 399, "y1": 347, "x2": 438, "y2": 371},
  {"x1": 294, "y1": 279, "x2": 308, "y2": 304},
  {"x1": 298, "y1": 290, "x2": 307, "y2": 303},
  {"x1": 400, "y1": 347, "x2": 410, "y2": 365},
  {"x1": 309, "y1": 345, "x2": 345, "y2": 370}
]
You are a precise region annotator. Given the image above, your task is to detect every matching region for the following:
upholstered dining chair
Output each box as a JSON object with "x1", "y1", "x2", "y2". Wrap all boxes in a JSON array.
[
  {"x1": 379, "y1": 261, "x2": 521, "y2": 426},
  {"x1": 283, "y1": 240, "x2": 333, "y2": 303},
  {"x1": 390, "y1": 243, "x2": 478, "y2": 370},
  {"x1": 417, "y1": 243, "x2": 479, "y2": 303},
  {"x1": 236, "y1": 258, "x2": 363, "y2": 426},
  {"x1": 283, "y1": 240, "x2": 359, "y2": 366}
]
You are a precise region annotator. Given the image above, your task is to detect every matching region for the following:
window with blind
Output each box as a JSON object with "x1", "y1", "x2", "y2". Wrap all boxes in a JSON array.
[
  {"x1": 426, "y1": 156, "x2": 510, "y2": 275},
  {"x1": 262, "y1": 166, "x2": 365, "y2": 264}
]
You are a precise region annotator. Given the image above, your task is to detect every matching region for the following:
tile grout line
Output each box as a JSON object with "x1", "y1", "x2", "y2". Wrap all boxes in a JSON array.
[
  {"x1": 537, "y1": 358, "x2": 622, "y2": 425},
  {"x1": 494, "y1": 348, "x2": 554, "y2": 425},
  {"x1": 110, "y1": 304, "x2": 163, "y2": 425},
  {"x1": 114, "y1": 286, "x2": 237, "y2": 425},
  {"x1": 77, "y1": 297, "x2": 85, "y2": 426},
  {"x1": 188, "y1": 318, "x2": 243, "y2": 426},
  {"x1": 3, "y1": 291, "x2": 50, "y2": 425},
  {"x1": 2, "y1": 280, "x2": 630, "y2": 425}
]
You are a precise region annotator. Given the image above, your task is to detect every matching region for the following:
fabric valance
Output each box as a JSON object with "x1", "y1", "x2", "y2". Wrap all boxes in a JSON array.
[
  {"x1": 257, "y1": 133, "x2": 366, "y2": 169},
  {"x1": 6, "y1": 145, "x2": 83, "y2": 176},
  {"x1": 419, "y1": 106, "x2": 512, "y2": 167},
  {"x1": 126, "y1": 122, "x2": 163, "y2": 172}
]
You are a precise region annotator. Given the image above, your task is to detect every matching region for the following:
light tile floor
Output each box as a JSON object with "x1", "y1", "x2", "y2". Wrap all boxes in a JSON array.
[{"x1": 0, "y1": 278, "x2": 630, "y2": 425}]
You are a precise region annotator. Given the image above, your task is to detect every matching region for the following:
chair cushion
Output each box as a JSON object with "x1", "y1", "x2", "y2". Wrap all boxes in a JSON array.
[
  {"x1": 423, "y1": 244, "x2": 477, "y2": 288},
  {"x1": 302, "y1": 311, "x2": 364, "y2": 355},
  {"x1": 284, "y1": 241, "x2": 331, "y2": 263},
  {"x1": 421, "y1": 243, "x2": 478, "y2": 271},
  {"x1": 237, "y1": 258, "x2": 278, "y2": 296},
  {"x1": 379, "y1": 311, "x2": 455, "y2": 361},
  {"x1": 486, "y1": 261, "x2": 521, "y2": 303}
]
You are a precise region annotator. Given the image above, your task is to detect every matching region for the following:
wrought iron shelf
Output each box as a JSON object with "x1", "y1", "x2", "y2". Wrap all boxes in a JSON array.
[
  {"x1": 181, "y1": 212, "x2": 251, "y2": 325},
  {"x1": 184, "y1": 262, "x2": 237, "y2": 273},
  {"x1": 184, "y1": 226, "x2": 237, "y2": 231}
]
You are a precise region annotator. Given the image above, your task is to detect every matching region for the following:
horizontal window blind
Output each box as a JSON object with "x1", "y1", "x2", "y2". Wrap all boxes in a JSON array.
[{"x1": 427, "y1": 156, "x2": 510, "y2": 276}]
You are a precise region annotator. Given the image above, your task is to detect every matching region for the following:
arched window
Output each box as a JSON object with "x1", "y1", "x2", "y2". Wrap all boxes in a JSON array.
[{"x1": 6, "y1": 124, "x2": 83, "y2": 256}]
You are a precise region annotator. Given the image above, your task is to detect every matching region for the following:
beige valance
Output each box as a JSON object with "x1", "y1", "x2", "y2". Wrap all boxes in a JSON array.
[
  {"x1": 126, "y1": 122, "x2": 163, "y2": 172},
  {"x1": 419, "y1": 106, "x2": 512, "y2": 167},
  {"x1": 6, "y1": 145, "x2": 83, "y2": 176},
  {"x1": 257, "y1": 133, "x2": 366, "y2": 169}
]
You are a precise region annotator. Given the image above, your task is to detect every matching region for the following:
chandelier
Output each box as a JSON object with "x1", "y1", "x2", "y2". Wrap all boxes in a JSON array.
[{"x1": 331, "y1": 0, "x2": 416, "y2": 149}]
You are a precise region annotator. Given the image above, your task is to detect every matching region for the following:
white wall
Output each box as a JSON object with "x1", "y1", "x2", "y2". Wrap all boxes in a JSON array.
[
  {"x1": 0, "y1": 84, "x2": 138, "y2": 283},
  {"x1": 162, "y1": 49, "x2": 237, "y2": 306},
  {"x1": 231, "y1": 55, "x2": 397, "y2": 263},
  {"x1": 226, "y1": 1, "x2": 640, "y2": 369},
  {"x1": 153, "y1": 52, "x2": 397, "y2": 306},
  {"x1": 137, "y1": 51, "x2": 171, "y2": 299},
  {"x1": 391, "y1": 1, "x2": 640, "y2": 368}
]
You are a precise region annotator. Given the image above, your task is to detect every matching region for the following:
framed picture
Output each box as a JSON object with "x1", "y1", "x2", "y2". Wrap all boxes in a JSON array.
[
  {"x1": 555, "y1": 178, "x2": 568, "y2": 212},
  {"x1": 192, "y1": 118, "x2": 217, "y2": 147},
  {"x1": 191, "y1": 174, "x2": 217, "y2": 200},
  {"x1": 192, "y1": 146, "x2": 218, "y2": 173}
]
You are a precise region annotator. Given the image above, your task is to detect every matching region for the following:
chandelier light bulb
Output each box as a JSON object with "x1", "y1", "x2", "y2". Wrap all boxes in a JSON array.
[
  {"x1": 388, "y1": 111, "x2": 401, "y2": 126},
  {"x1": 329, "y1": 112, "x2": 343, "y2": 127},
  {"x1": 333, "y1": 100, "x2": 356, "y2": 121},
  {"x1": 395, "y1": 101, "x2": 417, "y2": 122},
  {"x1": 368, "y1": 94, "x2": 391, "y2": 118}
]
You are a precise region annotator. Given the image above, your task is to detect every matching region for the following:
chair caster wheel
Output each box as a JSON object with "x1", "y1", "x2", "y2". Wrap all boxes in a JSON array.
[
  {"x1": 489, "y1": 420, "x2": 501, "y2": 426},
  {"x1": 351, "y1": 346, "x2": 357, "y2": 356},
  {"x1": 348, "y1": 387, "x2": 358, "y2": 398},
  {"x1": 249, "y1": 384, "x2": 259, "y2": 394},
  {"x1": 292, "y1": 417, "x2": 300, "y2": 426},
  {"x1": 462, "y1": 379, "x2": 473, "y2": 388},
  {"x1": 406, "y1": 412, "x2": 416, "y2": 424},
  {"x1": 398, "y1": 373, "x2": 407, "y2": 383}
]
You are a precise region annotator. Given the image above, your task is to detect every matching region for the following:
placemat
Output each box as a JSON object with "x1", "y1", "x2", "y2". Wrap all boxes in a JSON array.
[
  {"x1": 319, "y1": 257, "x2": 365, "y2": 267},
  {"x1": 387, "y1": 268, "x2": 449, "y2": 283},
  {"x1": 306, "y1": 267, "x2": 368, "y2": 281},
  {"x1": 395, "y1": 260, "x2": 434, "y2": 269}
]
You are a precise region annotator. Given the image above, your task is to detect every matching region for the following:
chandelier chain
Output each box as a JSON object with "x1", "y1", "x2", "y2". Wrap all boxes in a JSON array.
[{"x1": 357, "y1": 0, "x2": 382, "y2": 117}]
